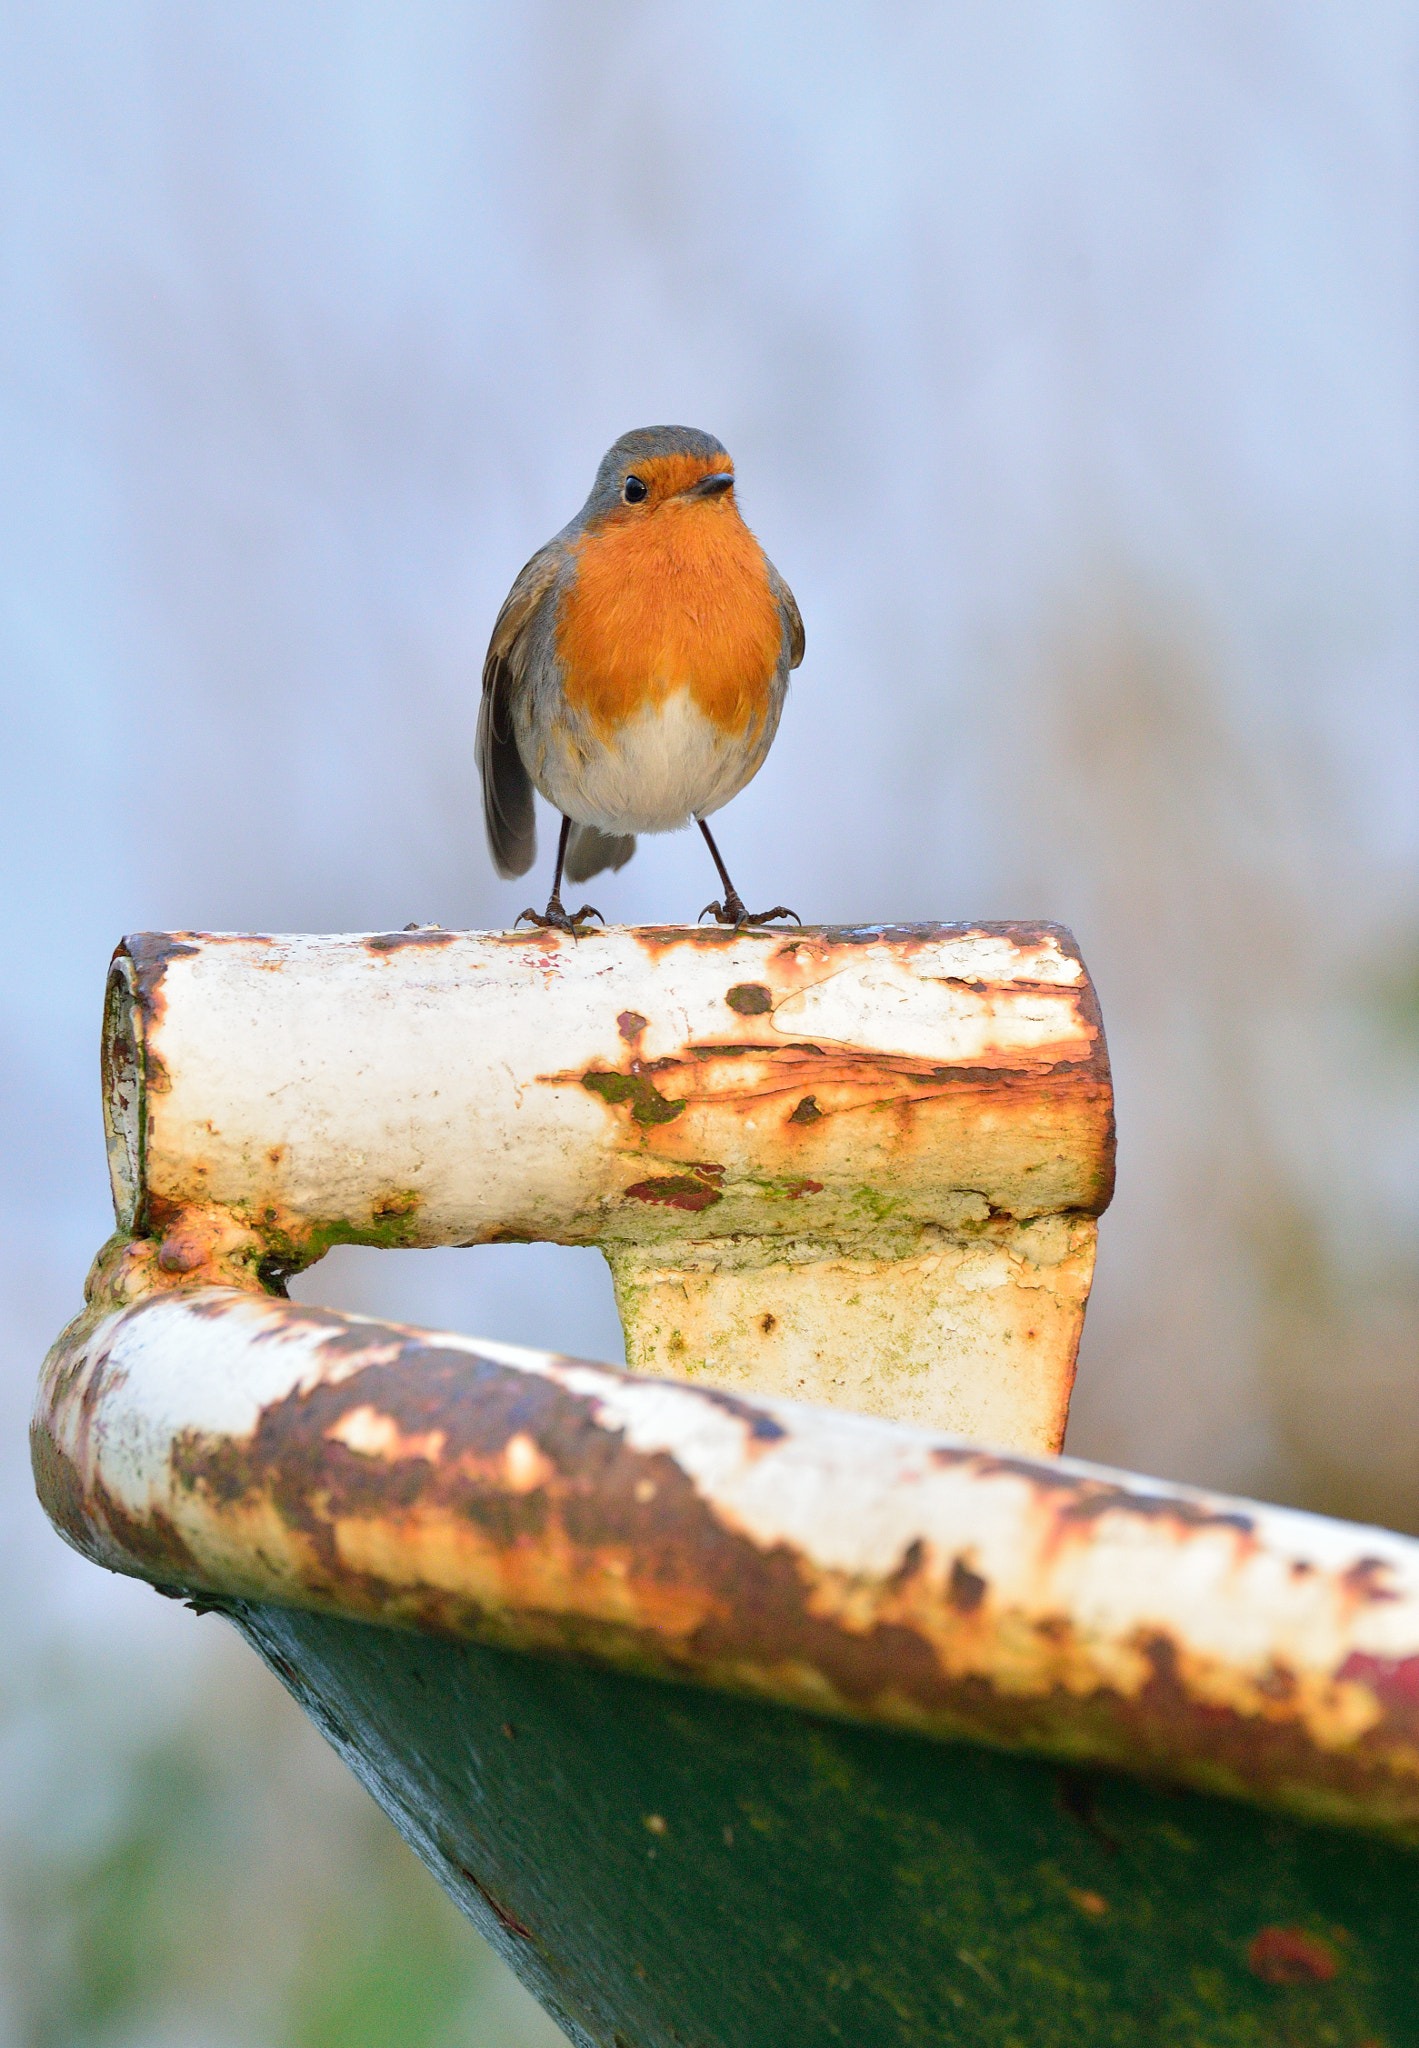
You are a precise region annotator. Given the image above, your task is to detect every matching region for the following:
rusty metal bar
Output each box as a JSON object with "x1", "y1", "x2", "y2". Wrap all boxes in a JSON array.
[
  {"x1": 35, "y1": 922, "x2": 1419, "y2": 2040},
  {"x1": 99, "y1": 923, "x2": 1114, "y2": 1452},
  {"x1": 34, "y1": 1286, "x2": 1419, "y2": 1843}
]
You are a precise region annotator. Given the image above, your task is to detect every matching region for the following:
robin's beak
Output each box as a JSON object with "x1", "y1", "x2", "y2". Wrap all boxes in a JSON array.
[{"x1": 686, "y1": 471, "x2": 735, "y2": 499}]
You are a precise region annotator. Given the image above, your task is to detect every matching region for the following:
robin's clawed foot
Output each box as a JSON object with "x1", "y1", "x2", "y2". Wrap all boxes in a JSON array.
[
  {"x1": 699, "y1": 894, "x2": 801, "y2": 930},
  {"x1": 515, "y1": 898, "x2": 604, "y2": 936}
]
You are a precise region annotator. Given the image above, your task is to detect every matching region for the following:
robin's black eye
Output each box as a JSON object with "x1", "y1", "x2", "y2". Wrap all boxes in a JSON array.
[{"x1": 623, "y1": 475, "x2": 648, "y2": 504}]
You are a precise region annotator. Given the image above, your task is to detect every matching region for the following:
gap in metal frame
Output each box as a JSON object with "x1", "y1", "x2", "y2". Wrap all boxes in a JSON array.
[{"x1": 288, "y1": 1242, "x2": 628, "y2": 1368}]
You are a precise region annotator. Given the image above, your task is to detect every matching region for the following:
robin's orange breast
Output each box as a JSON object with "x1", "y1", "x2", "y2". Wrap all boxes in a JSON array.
[{"x1": 556, "y1": 496, "x2": 784, "y2": 744}]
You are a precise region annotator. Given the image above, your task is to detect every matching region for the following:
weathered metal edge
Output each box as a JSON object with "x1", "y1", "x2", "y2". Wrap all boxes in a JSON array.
[{"x1": 32, "y1": 1286, "x2": 1419, "y2": 1846}]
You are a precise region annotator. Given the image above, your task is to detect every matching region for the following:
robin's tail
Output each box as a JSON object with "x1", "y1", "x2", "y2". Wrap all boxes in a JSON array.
[
  {"x1": 477, "y1": 675, "x2": 537, "y2": 879},
  {"x1": 565, "y1": 824, "x2": 636, "y2": 883}
]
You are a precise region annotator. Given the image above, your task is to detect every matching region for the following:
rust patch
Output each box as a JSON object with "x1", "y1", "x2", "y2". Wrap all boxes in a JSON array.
[
  {"x1": 157, "y1": 1228, "x2": 209, "y2": 1275},
  {"x1": 630, "y1": 925, "x2": 758, "y2": 954},
  {"x1": 1342, "y1": 1556, "x2": 1402, "y2": 1603},
  {"x1": 545, "y1": 1041, "x2": 1114, "y2": 1215},
  {"x1": 975, "y1": 1458, "x2": 1257, "y2": 1538},
  {"x1": 1054, "y1": 1488, "x2": 1255, "y2": 1537},
  {"x1": 928, "y1": 1444, "x2": 980, "y2": 1472},
  {"x1": 725, "y1": 983, "x2": 773, "y2": 1015},
  {"x1": 81, "y1": 1222, "x2": 270, "y2": 1313},
  {"x1": 1068, "y1": 1888, "x2": 1109, "y2": 1917},
  {"x1": 34, "y1": 1410, "x2": 207, "y2": 1587},
  {"x1": 118, "y1": 933, "x2": 200, "y2": 1050},
  {"x1": 1067, "y1": 948, "x2": 1116, "y2": 1212},
  {"x1": 364, "y1": 929, "x2": 459, "y2": 953},
  {"x1": 948, "y1": 1557, "x2": 988, "y2": 1614},
  {"x1": 30, "y1": 1419, "x2": 94, "y2": 1560},
  {"x1": 627, "y1": 919, "x2": 1092, "y2": 965},
  {"x1": 1336, "y1": 1651, "x2": 1419, "y2": 1713},
  {"x1": 1255, "y1": 1662, "x2": 1297, "y2": 1703},
  {"x1": 121, "y1": 931, "x2": 279, "y2": 1025},
  {"x1": 459, "y1": 1868, "x2": 536, "y2": 1940},
  {"x1": 617, "y1": 1010, "x2": 649, "y2": 1042},
  {"x1": 121, "y1": 931, "x2": 200, "y2": 994},
  {"x1": 1245, "y1": 1926, "x2": 1339, "y2": 1985},
  {"x1": 655, "y1": 1378, "x2": 791, "y2": 1444},
  {"x1": 581, "y1": 1069, "x2": 687, "y2": 1126},
  {"x1": 624, "y1": 1176, "x2": 723, "y2": 1213},
  {"x1": 887, "y1": 1537, "x2": 927, "y2": 1590},
  {"x1": 783, "y1": 1179, "x2": 823, "y2": 1199}
]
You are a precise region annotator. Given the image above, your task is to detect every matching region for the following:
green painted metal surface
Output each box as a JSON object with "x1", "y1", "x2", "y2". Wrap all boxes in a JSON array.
[{"x1": 233, "y1": 1600, "x2": 1419, "y2": 2048}]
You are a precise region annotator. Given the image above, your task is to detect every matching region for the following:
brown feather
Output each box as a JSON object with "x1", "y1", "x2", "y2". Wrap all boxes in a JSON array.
[
  {"x1": 477, "y1": 545, "x2": 561, "y2": 878},
  {"x1": 565, "y1": 824, "x2": 636, "y2": 882},
  {"x1": 768, "y1": 561, "x2": 806, "y2": 669}
]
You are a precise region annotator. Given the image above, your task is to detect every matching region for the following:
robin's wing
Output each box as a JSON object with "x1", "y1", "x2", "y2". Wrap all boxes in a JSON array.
[
  {"x1": 477, "y1": 543, "x2": 562, "y2": 879},
  {"x1": 765, "y1": 560, "x2": 805, "y2": 670}
]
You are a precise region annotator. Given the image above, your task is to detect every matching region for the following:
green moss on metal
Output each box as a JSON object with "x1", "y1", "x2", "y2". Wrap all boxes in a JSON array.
[
  {"x1": 582, "y1": 1070, "x2": 688, "y2": 1126},
  {"x1": 725, "y1": 983, "x2": 774, "y2": 1015},
  {"x1": 234, "y1": 1604, "x2": 1419, "y2": 2048},
  {"x1": 849, "y1": 1185, "x2": 909, "y2": 1224},
  {"x1": 242, "y1": 1192, "x2": 428, "y2": 1282}
]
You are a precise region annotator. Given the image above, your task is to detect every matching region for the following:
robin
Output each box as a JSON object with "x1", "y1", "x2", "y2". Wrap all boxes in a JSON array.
[{"x1": 478, "y1": 424, "x2": 804, "y2": 932}]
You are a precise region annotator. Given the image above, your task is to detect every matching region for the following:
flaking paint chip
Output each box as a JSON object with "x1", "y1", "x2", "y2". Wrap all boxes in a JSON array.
[
  {"x1": 503, "y1": 1432, "x2": 555, "y2": 1493},
  {"x1": 326, "y1": 1406, "x2": 446, "y2": 1465},
  {"x1": 1068, "y1": 1888, "x2": 1109, "y2": 1917}
]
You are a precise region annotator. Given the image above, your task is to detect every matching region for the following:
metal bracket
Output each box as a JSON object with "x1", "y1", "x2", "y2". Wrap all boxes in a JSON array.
[{"x1": 93, "y1": 920, "x2": 1114, "y2": 1450}]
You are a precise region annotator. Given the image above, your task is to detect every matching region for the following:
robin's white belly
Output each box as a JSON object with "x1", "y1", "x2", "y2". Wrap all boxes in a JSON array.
[{"x1": 530, "y1": 690, "x2": 778, "y2": 835}]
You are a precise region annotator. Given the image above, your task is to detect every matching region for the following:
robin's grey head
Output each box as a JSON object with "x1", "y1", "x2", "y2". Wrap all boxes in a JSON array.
[{"x1": 581, "y1": 426, "x2": 736, "y2": 523}]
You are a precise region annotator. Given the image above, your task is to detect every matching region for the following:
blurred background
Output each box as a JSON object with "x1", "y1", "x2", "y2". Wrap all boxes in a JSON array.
[{"x1": 2, "y1": 3, "x2": 1415, "y2": 2041}]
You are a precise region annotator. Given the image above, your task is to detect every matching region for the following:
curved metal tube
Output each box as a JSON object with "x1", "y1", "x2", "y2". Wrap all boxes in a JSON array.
[{"x1": 34, "y1": 1286, "x2": 1419, "y2": 1842}]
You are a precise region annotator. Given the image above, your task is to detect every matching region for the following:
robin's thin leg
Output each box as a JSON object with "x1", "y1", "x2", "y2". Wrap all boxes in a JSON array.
[
  {"x1": 696, "y1": 818, "x2": 799, "y2": 929},
  {"x1": 516, "y1": 815, "x2": 604, "y2": 934}
]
